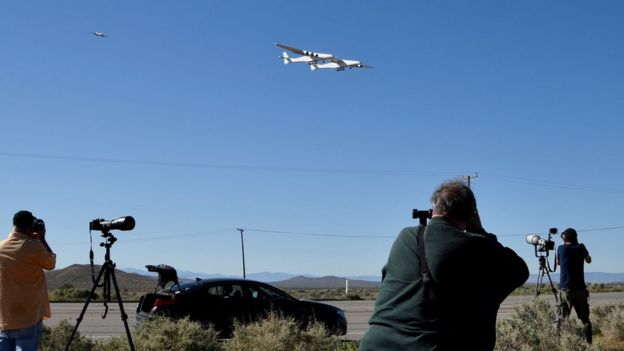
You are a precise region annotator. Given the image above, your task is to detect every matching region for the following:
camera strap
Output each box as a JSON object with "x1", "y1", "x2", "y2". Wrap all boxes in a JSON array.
[{"x1": 416, "y1": 225, "x2": 438, "y2": 304}]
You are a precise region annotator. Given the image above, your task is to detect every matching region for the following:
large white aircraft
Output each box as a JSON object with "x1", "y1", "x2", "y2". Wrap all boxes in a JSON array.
[
  {"x1": 92, "y1": 32, "x2": 107, "y2": 38},
  {"x1": 275, "y1": 43, "x2": 372, "y2": 71}
]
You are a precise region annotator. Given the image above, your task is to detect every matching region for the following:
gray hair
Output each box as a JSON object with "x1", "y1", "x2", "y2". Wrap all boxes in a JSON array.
[{"x1": 431, "y1": 180, "x2": 477, "y2": 223}]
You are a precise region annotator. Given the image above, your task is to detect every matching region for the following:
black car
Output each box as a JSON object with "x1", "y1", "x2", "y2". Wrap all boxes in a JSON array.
[{"x1": 136, "y1": 265, "x2": 347, "y2": 337}]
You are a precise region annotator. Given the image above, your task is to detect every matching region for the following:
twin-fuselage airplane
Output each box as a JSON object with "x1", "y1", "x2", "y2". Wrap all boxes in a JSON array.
[{"x1": 275, "y1": 43, "x2": 372, "y2": 71}]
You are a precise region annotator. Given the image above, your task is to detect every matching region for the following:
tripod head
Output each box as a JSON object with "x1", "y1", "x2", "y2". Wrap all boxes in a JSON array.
[{"x1": 99, "y1": 232, "x2": 118, "y2": 249}]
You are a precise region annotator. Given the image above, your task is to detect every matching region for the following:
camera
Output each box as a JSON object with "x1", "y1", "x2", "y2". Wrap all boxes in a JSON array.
[
  {"x1": 412, "y1": 208, "x2": 432, "y2": 225},
  {"x1": 526, "y1": 234, "x2": 555, "y2": 252},
  {"x1": 33, "y1": 218, "x2": 45, "y2": 231},
  {"x1": 89, "y1": 216, "x2": 135, "y2": 232}
]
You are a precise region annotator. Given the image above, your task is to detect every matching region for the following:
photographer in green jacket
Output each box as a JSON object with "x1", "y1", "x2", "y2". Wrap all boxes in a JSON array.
[{"x1": 360, "y1": 180, "x2": 529, "y2": 351}]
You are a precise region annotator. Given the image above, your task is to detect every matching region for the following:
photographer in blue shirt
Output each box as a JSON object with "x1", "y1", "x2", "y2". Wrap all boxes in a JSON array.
[{"x1": 555, "y1": 227, "x2": 592, "y2": 343}]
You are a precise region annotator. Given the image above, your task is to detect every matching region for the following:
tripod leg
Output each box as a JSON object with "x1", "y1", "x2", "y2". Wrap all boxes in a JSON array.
[
  {"x1": 64, "y1": 264, "x2": 107, "y2": 351},
  {"x1": 544, "y1": 269, "x2": 559, "y2": 304},
  {"x1": 109, "y1": 266, "x2": 136, "y2": 351},
  {"x1": 534, "y1": 269, "x2": 544, "y2": 300}
]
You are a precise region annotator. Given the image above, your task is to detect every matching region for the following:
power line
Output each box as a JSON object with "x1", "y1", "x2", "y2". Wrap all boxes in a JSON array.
[
  {"x1": 479, "y1": 174, "x2": 624, "y2": 194},
  {"x1": 2, "y1": 151, "x2": 622, "y2": 194},
  {"x1": 245, "y1": 228, "x2": 395, "y2": 239},
  {"x1": 0, "y1": 151, "x2": 457, "y2": 176},
  {"x1": 51, "y1": 225, "x2": 623, "y2": 246},
  {"x1": 246, "y1": 226, "x2": 624, "y2": 239},
  {"x1": 52, "y1": 228, "x2": 233, "y2": 246}
]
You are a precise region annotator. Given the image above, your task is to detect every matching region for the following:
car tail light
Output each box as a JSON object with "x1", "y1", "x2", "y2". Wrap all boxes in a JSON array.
[{"x1": 151, "y1": 297, "x2": 178, "y2": 311}]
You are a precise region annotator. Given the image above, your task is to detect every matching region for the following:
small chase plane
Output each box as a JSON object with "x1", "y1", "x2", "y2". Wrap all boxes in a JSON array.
[
  {"x1": 275, "y1": 43, "x2": 372, "y2": 71},
  {"x1": 92, "y1": 32, "x2": 107, "y2": 38}
]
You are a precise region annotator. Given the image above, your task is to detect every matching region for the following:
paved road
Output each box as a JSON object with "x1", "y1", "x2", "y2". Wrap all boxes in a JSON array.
[{"x1": 47, "y1": 292, "x2": 624, "y2": 341}]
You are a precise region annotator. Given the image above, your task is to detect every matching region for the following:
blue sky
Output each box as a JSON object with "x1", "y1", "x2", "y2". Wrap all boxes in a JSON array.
[{"x1": 1, "y1": 1, "x2": 623, "y2": 278}]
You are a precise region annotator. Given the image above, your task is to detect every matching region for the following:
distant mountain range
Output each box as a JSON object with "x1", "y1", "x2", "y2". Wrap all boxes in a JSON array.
[
  {"x1": 46, "y1": 265, "x2": 380, "y2": 292},
  {"x1": 47, "y1": 265, "x2": 623, "y2": 294},
  {"x1": 120, "y1": 267, "x2": 382, "y2": 283},
  {"x1": 122, "y1": 267, "x2": 624, "y2": 285},
  {"x1": 527, "y1": 272, "x2": 624, "y2": 284}
]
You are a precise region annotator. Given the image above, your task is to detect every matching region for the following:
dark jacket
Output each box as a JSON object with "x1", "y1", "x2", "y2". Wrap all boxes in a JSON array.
[{"x1": 360, "y1": 218, "x2": 529, "y2": 351}]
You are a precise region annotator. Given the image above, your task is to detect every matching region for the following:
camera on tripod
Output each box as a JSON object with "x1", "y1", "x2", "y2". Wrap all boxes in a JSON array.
[
  {"x1": 66, "y1": 215, "x2": 138, "y2": 351},
  {"x1": 526, "y1": 227, "x2": 557, "y2": 254},
  {"x1": 527, "y1": 228, "x2": 559, "y2": 301},
  {"x1": 526, "y1": 234, "x2": 554, "y2": 252},
  {"x1": 89, "y1": 216, "x2": 136, "y2": 233}
]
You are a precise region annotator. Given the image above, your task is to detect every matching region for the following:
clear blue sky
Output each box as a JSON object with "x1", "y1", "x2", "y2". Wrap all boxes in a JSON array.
[{"x1": 2, "y1": 1, "x2": 623, "y2": 278}]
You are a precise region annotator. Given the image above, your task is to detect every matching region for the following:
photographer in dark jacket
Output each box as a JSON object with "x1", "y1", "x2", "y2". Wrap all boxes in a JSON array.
[
  {"x1": 555, "y1": 227, "x2": 592, "y2": 343},
  {"x1": 360, "y1": 180, "x2": 529, "y2": 351}
]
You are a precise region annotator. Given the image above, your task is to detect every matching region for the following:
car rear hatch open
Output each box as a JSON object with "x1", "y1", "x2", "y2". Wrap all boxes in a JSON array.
[{"x1": 136, "y1": 264, "x2": 181, "y2": 315}]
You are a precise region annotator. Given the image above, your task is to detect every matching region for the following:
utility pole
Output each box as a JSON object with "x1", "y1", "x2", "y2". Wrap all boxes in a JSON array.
[
  {"x1": 464, "y1": 172, "x2": 478, "y2": 188},
  {"x1": 236, "y1": 228, "x2": 246, "y2": 279}
]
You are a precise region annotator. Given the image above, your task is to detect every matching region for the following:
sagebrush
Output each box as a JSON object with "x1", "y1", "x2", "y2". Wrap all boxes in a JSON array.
[{"x1": 43, "y1": 302, "x2": 624, "y2": 350}]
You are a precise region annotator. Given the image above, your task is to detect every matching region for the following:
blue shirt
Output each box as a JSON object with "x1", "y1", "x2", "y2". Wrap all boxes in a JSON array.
[{"x1": 557, "y1": 243, "x2": 589, "y2": 289}]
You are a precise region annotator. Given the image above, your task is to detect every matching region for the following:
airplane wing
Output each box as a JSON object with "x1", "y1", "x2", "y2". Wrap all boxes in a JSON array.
[
  {"x1": 311, "y1": 62, "x2": 341, "y2": 70},
  {"x1": 274, "y1": 43, "x2": 306, "y2": 56},
  {"x1": 312, "y1": 57, "x2": 373, "y2": 71},
  {"x1": 274, "y1": 43, "x2": 333, "y2": 61}
]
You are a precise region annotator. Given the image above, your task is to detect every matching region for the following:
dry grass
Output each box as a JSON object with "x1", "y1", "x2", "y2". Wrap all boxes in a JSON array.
[
  {"x1": 42, "y1": 300, "x2": 624, "y2": 350},
  {"x1": 495, "y1": 300, "x2": 624, "y2": 351},
  {"x1": 285, "y1": 287, "x2": 377, "y2": 301},
  {"x1": 43, "y1": 314, "x2": 357, "y2": 351}
]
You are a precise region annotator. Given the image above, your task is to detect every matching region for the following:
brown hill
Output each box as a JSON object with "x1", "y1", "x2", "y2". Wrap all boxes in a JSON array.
[{"x1": 46, "y1": 264, "x2": 157, "y2": 293}]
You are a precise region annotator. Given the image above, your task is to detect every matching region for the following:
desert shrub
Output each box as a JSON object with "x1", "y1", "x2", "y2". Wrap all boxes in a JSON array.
[
  {"x1": 333, "y1": 340, "x2": 360, "y2": 351},
  {"x1": 495, "y1": 299, "x2": 598, "y2": 351},
  {"x1": 93, "y1": 316, "x2": 222, "y2": 351},
  {"x1": 346, "y1": 293, "x2": 362, "y2": 300},
  {"x1": 226, "y1": 313, "x2": 345, "y2": 351},
  {"x1": 134, "y1": 315, "x2": 222, "y2": 351},
  {"x1": 497, "y1": 301, "x2": 624, "y2": 351},
  {"x1": 592, "y1": 304, "x2": 624, "y2": 351},
  {"x1": 52, "y1": 286, "x2": 98, "y2": 302},
  {"x1": 286, "y1": 288, "x2": 378, "y2": 301},
  {"x1": 41, "y1": 319, "x2": 95, "y2": 351}
]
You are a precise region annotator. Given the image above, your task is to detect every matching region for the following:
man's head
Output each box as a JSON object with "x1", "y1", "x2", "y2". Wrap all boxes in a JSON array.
[
  {"x1": 13, "y1": 210, "x2": 37, "y2": 237},
  {"x1": 561, "y1": 228, "x2": 579, "y2": 245},
  {"x1": 13, "y1": 210, "x2": 35, "y2": 229},
  {"x1": 431, "y1": 180, "x2": 477, "y2": 230}
]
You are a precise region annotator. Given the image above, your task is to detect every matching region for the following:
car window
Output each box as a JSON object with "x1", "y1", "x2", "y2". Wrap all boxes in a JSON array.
[
  {"x1": 211, "y1": 284, "x2": 245, "y2": 299},
  {"x1": 207, "y1": 285, "x2": 224, "y2": 296},
  {"x1": 229, "y1": 285, "x2": 244, "y2": 298},
  {"x1": 246, "y1": 285, "x2": 268, "y2": 300},
  {"x1": 258, "y1": 285, "x2": 293, "y2": 301},
  {"x1": 205, "y1": 284, "x2": 243, "y2": 298}
]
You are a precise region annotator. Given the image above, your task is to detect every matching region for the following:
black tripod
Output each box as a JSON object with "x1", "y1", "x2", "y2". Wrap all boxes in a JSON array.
[
  {"x1": 65, "y1": 232, "x2": 135, "y2": 351},
  {"x1": 534, "y1": 254, "x2": 559, "y2": 304}
]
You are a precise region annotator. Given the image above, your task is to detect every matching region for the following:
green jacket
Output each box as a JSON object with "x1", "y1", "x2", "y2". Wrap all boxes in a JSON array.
[{"x1": 360, "y1": 218, "x2": 529, "y2": 351}]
